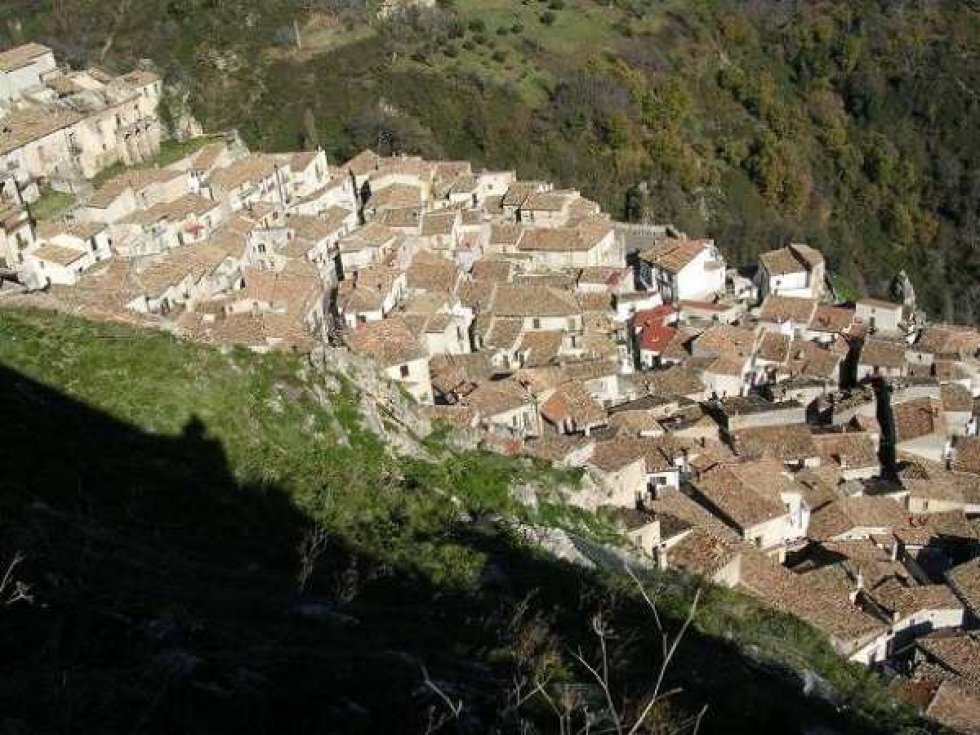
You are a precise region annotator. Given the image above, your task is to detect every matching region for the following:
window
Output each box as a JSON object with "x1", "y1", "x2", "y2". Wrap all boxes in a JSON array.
[
  {"x1": 753, "y1": 536, "x2": 763, "y2": 548},
  {"x1": 532, "y1": 318, "x2": 541, "y2": 329},
  {"x1": 399, "y1": 364, "x2": 410, "y2": 378}
]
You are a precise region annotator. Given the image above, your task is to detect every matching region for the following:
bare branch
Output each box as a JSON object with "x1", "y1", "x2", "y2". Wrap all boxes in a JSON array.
[
  {"x1": 296, "y1": 525, "x2": 329, "y2": 593},
  {"x1": 1, "y1": 551, "x2": 33, "y2": 607},
  {"x1": 624, "y1": 564, "x2": 667, "y2": 659},
  {"x1": 421, "y1": 664, "x2": 463, "y2": 721},
  {"x1": 572, "y1": 634, "x2": 624, "y2": 735},
  {"x1": 691, "y1": 704, "x2": 709, "y2": 735},
  {"x1": 532, "y1": 679, "x2": 565, "y2": 735},
  {"x1": 627, "y1": 588, "x2": 702, "y2": 735}
]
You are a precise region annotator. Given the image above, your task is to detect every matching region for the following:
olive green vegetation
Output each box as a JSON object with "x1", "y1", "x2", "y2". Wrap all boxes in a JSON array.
[
  {"x1": 27, "y1": 188, "x2": 75, "y2": 221},
  {"x1": 0, "y1": 308, "x2": 929, "y2": 733},
  {"x1": 2, "y1": 1, "x2": 977, "y2": 321}
]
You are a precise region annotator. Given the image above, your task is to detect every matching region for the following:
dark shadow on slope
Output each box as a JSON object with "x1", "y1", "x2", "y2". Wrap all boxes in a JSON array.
[{"x1": 0, "y1": 365, "x2": 924, "y2": 735}]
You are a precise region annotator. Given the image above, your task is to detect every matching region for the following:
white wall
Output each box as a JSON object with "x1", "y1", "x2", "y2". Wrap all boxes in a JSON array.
[
  {"x1": 590, "y1": 459, "x2": 647, "y2": 508},
  {"x1": 0, "y1": 50, "x2": 56, "y2": 101},
  {"x1": 385, "y1": 357, "x2": 432, "y2": 405},
  {"x1": 481, "y1": 403, "x2": 541, "y2": 437},
  {"x1": 856, "y1": 303, "x2": 902, "y2": 334}
]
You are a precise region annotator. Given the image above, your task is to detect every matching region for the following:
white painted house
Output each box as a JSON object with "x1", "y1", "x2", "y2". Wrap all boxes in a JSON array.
[
  {"x1": 637, "y1": 237, "x2": 726, "y2": 302},
  {"x1": 755, "y1": 243, "x2": 826, "y2": 301}
]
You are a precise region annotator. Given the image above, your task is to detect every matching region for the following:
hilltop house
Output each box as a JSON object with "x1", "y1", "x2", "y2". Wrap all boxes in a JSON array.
[
  {"x1": 0, "y1": 196, "x2": 34, "y2": 269},
  {"x1": 111, "y1": 194, "x2": 223, "y2": 257},
  {"x1": 76, "y1": 168, "x2": 190, "y2": 225},
  {"x1": 755, "y1": 243, "x2": 825, "y2": 300},
  {"x1": 337, "y1": 222, "x2": 400, "y2": 274},
  {"x1": 0, "y1": 43, "x2": 56, "y2": 103},
  {"x1": 207, "y1": 154, "x2": 289, "y2": 214},
  {"x1": 517, "y1": 219, "x2": 619, "y2": 270},
  {"x1": 856, "y1": 298, "x2": 904, "y2": 336},
  {"x1": 0, "y1": 45, "x2": 163, "y2": 199},
  {"x1": 637, "y1": 236, "x2": 726, "y2": 302},
  {"x1": 346, "y1": 317, "x2": 433, "y2": 404},
  {"x1": 19, "y1": 220, "x2": 112, "y2": 289},
  {"x1": 336, "y1": 264, "x2": 405, "y2": 329},
  {"x1": 690, "y1": 461, "x2": 808, "y2": 559},
  {"x1": 461, "y1": 378, "x2": 541, "y2": 437}
]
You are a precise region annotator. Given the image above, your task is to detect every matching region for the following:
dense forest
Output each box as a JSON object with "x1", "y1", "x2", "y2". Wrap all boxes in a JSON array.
[{"x1": 3, "y1": 0, "x2": 980, "y2": 321}]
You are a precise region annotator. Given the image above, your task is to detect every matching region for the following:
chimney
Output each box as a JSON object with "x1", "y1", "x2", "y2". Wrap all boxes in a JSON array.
[{"x1": 656, "y1": 546, "x2": 668, "y2": 572}]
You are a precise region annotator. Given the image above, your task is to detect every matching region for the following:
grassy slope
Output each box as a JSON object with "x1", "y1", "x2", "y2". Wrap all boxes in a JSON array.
[{"x1": 0, "y1": 307, "x2": 927, "y2": 734}]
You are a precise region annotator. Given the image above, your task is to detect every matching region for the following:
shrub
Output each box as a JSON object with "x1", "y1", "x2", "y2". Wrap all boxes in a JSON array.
[
  {"x1": 547, "y1": 0, "x2": 565, "y2": 9},
  {"x1": 492, "y1": 50, "x2": 507, "y2": 63},
  {"x1": 467, "y1": 18, "x2": 486, "y2": 33},
  {"x1": 540, "y1": 10, "x2": 556, "y2": 25}
]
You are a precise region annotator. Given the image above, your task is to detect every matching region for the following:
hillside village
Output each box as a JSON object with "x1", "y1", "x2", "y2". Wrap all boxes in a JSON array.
[{"x1": 2, "y1": 43, "x2": 980, "y2": 733}]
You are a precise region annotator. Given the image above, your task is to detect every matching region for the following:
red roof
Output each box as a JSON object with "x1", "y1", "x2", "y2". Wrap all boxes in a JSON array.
[
  {"x1": 633, "y1": 303, "x2": 677, "y2": 328},
  {"x1": 640, "y1": 323, "x2": 678, "y2": 353}
]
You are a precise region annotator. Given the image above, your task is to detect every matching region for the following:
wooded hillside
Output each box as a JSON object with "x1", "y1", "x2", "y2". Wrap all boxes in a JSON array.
[{"x1": 2, "y1": 1, "x2": 977, "y2": 319}]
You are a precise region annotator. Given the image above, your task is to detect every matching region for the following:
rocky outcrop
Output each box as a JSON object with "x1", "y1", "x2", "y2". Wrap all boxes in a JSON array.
[{"x1": 310, "y1": 346, "x2": 432, "y2": 457}]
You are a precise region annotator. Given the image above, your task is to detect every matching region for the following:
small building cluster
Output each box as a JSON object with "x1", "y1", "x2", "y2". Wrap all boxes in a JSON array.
[
  {"x1": 1, "y1": 41, "x2": 980, "y2": 732},
  {"x1": 0, "y1": 43, "x2": 163, "y2": 203}
]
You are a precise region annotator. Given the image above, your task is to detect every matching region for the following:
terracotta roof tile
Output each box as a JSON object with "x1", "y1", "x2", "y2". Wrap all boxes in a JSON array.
[
  {"x1": 758, "y1": 243, "x2": 824, "y2": 275},
  {"x1": 346, "y1": 316, "x2": 428, "y2": 367},
  {"x1": 492, "y1": 284, "x2": 580, "y2": 319},
  {"x1": 730, "y1": 424, "x2": 818, "y2": 463},
  {"x1": 893, "y1": 398, "x2": 945, "y2": 443},
  {"x1": 692, "y1": 462, "x2": 789, "y2": 530},
  {"x1": 807, "y1": 496, "x2": 908, "y2": 541},
  {"x1": 810, "y1": 304, "x2": 855, "y2": 333},
  {"x1": 738, "y1": 551, "x2": 884, "y2": 643},
  {"x1": 640, "y1": 237, "x2": 712, "y2": 274},
  {"x1": 812, "y1": 432, "x2": 879, "y2": 472},
  {"x1": 948, "y1": 558, "x2": 980, "y2": 617},
  {"x1": 758, "y1": 294, "x2": 817, "y2": 325},
  {"x1": 0, "y1": 43, "x2": 51, "y2": 72},
  {"x1": 953, "y1": 437, "x2": 980, "y2": 475},
  {"x1": 541, "y1": 380, "x2": 607, "y2": 428},
  {"x1": 925, "y1": 679, "x2": 980, "y2": 735},
  {"x1": 462, "y1": 378, "x2": 533, "y2": 418},
  {"x1": 29, "y1": 243, "x2": 86, "y2": 267},
  {"x1": 859, "y1": 338, "x2": 906, "y2": 369}
]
